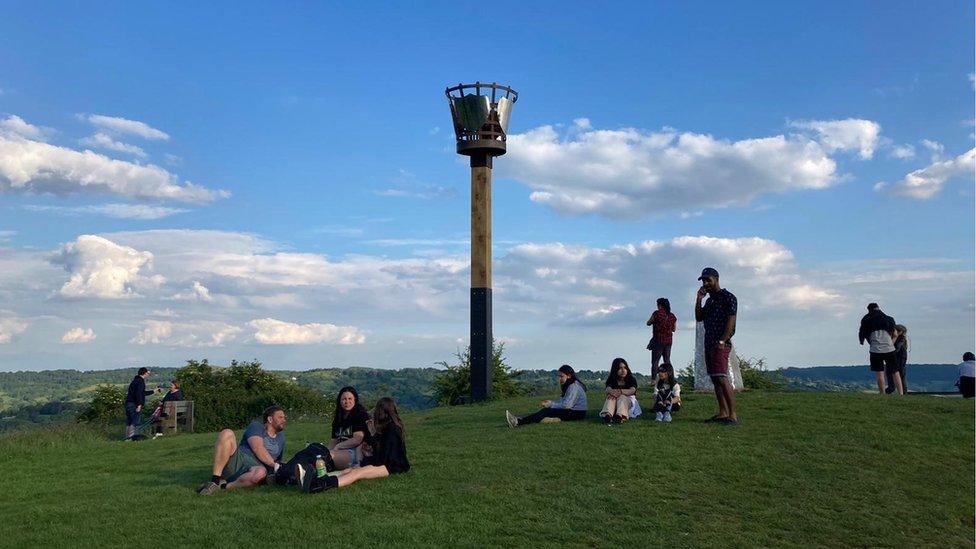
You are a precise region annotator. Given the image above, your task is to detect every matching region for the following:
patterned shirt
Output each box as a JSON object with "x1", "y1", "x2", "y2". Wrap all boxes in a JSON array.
[
  {"x1": 702, "y1": 288, "x2": 737, "y2": 346},
  {"x1": 651, "y1": 310, "x2": 677, "y2": 346}
]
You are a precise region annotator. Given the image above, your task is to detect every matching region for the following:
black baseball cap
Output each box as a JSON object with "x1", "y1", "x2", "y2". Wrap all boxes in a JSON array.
[{"x1": 697, "y1": 267, "x2": 719, "y2": 280}]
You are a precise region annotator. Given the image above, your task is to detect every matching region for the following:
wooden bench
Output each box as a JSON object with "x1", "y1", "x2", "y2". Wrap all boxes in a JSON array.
[{"x1": 158, "y1": 401, "x2": 195, "y2": 434}]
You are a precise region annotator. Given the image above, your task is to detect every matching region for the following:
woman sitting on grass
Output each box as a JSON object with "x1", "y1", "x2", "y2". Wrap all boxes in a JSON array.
[
  {"x1": 505, "y1": 365, "x2": 588, "y2": 428},
  {"x1": 298, "y1": 397, "x2": 409, "y2": 493},
  {"x1": 652, "y1": 363, "x2": 681, "y2": 422},
  {"x1": 328, "y1": 386, "x2": 370, "y2": 469},
  {"x1": 600, "y1": 357, "x2": 638, "y2": 425}
]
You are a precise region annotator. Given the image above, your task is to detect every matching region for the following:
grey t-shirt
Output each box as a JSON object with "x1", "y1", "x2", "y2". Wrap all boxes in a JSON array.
[
  {"x1": 868, "y1": 330, "x2": 895, "y2": 354},
  {"x1": 239, "y1": 421, "x2": 285, "y2": 462}
]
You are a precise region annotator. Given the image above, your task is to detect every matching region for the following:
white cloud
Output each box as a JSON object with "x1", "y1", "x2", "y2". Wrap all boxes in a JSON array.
[
  {"x1": 889, "y1": 145, "x2": 915, "y2": 159},
  {"x1": 373, "y1": 185, "x2": 457, "y2": 199},
  {"x1": 0, "y1": 313, "x2": 28, "y2": 343},
  {"x1": 0, "y1": 131, "x2": 228, "y2": 203},
  {"x1": 86, "y1": 114, "x2": 169, "y2": 141},
  {"x1": 501, "y1": 122, "x2": 844, "y2": 216},
  {"x1": 248, "y1": 318, "x2": 365, "y2": 345},
  {"x1": 969, "y1": 73, "x2": 975, "y2": 91},
  {"x1": 882, "y1": 148, "x2": 975, "y2": 199},
  {"x1": 130, "y1": 319, "x2": 240, "y2": 347},
  {"x1": 23, "y1": 203, "x2": 188, "y2": 220},
  {"x1": 920, "y1": 139, "x2": 945, "y2": 160},
  {"x1": 0, "y1": 115, "x2": 48, "y2": 140},
  {"x1": 171, "y1": 280, "x2": 214, "y2": 302},
  {"x1": 0, "y1": 230, "x2": 15, "y2": 243},
  {"x1": 80, "y1": 133, "x2": 147, "y2": 158},
  {"x1": 788, "y1": 118, "x2": 881, "y2": 159},
  {"x1": 52, "y1": 235, "x2": 164, "y2": 298},
  {"x1": 61, "y1": 327, "x2": 96, "y2": 344}
]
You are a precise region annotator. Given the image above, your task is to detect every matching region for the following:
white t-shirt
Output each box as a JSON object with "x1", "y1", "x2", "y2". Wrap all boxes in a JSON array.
[
  {"x1": 959, "y1": 360, "x2": 975, "y2": 378},
  {"x1": 868, "y1": 330, "x2": 895, "y2": 354}
]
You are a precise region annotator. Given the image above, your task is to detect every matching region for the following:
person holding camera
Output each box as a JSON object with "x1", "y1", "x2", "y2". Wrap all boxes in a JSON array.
[
  {"x1": 646, "y1": 297, "x2": 677, "y2": 378},
  {"x1": 695, "y1": 267, "x2": 739, "y2": 425},
  {"x1": 196, "y1": 406, "x2": 287, "y2": 495},
  {"x1": 124, "y1": 366, "x2": 158, "y2": 439}
]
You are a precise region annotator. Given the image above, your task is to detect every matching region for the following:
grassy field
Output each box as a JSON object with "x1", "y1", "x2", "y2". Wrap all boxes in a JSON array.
[{"x1": 0, "y1": 391, "x2": 972, "y2": 548}]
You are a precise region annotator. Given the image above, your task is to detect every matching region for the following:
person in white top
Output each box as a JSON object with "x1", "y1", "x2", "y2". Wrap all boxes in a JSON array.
[
  {"x1": 652, "y1": 363, "x2": 682, "y2": 422},
  {"x1": 957, "y1": 352, "x2": 975, "y2": 399}
]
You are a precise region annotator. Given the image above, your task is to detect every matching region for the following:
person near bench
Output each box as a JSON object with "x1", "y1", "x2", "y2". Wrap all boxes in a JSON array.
[
  {"x1": 196, "y1": 406, "x2": 287, "y2": 495},
  {"x1": 124, "y1": 367, "x2": 157, "y2": 439},
  {"x1": 151, "y1": 379, "x2": 184, "y2": 435}
]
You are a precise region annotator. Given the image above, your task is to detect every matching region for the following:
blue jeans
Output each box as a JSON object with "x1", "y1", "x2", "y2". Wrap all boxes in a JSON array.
[{"x1": 125, "y1": 402, "x2": 142, "y2": 426}]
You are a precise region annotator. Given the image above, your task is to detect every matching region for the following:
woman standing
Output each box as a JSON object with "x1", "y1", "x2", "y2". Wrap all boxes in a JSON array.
[
  {"x1": 600, "y1": 358, "x2": 637, "y2": 425},
  {"x1": 505, "y1": 365, "x2": 588, "y2": 427},
  {"x1": 889, "y1": 325, "x2": 909, "y2": 394},
  {"x1": 646, "y1": 298, "x2": 677, "y2": 378}
]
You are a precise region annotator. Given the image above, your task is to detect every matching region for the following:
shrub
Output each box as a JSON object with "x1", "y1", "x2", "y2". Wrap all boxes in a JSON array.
[
  {"x1": 434, "y1": 341, "x2": 524, "y2": 405},
  {"x1": 76, "y1": 385, "x2": 126, "y2": 423},
  {"x1": 677, "y1": 362, "x2": 695, "y2": 388},
  {"x1": 738, "y1": 356, "x2": 786, "y2": 390}
]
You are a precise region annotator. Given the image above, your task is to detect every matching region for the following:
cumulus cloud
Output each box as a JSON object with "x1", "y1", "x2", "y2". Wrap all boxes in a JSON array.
[
  {"x1": 79, "y1": 133, "x2": 147, "y2": 158},
  {"x1": 0, "y1": 313, "x2": 28, "y2": 343},
  {"x1": 0, "y1": 117, "x2": 228, "y2": 203},
  {"x1": 130, "y1": 319, "x2": 240, "y2": 347},
  {"x1": 1, "y1": 115, "x2": 48, "y2": 140},
  {"x1": 879, "y1": 148, "x2": 975, "y2": 199},
  {"x1": 889, "y1": 145, "x2": 915, "y2": 160},
  {"x1": 85, "y1": 114, "x2": 169, "y2": 141},
  {"x1": 23, "y1": 203, "x2": 188, "y2": 220},
  {"x1": 789, "y1": 118, "x2": 881, "y2": 159},
  {"x1": 61, "y1": 327, "x2": 96, "y2": 344},
  {"x1": 501, "y1": 122, "x2": 844, "y2": 216},
  {"x1": 52, "y1": 235, "x2": 164, "y2": 298},
  {"x1": 248, "y1": 318, "x2": 366, "y2": 345}
]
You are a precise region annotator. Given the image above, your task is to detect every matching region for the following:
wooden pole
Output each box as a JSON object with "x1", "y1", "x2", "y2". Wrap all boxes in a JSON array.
[{"x1": 470, "y1": 154, "x2": 492, "y2": 402}]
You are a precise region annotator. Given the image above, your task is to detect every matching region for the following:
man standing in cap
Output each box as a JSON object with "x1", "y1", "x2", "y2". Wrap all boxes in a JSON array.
[{"x1": 695, "y1": 267, "x2": 739, "y2": 425}]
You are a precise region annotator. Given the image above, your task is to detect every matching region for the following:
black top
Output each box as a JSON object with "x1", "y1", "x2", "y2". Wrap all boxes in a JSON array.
[
  {"x1": 362, "y1": 424, "x2": 410, "y2": 474},
  {"x1": 161, "y1": 389, "x2": 184, "y2": 403},
  {"x1": 125, "y1": 376, "x2": 153, "y2": 406},
  {"x1": 606, "y1": 376, "x2": 637, "y2": 389},
  {"x1": 858, "y1": 309, "x2": 895, "y2": 344},
  {"x1": 893, "y1": 339, "x2": 908, "y2": 368},
  {"x1": 331, "y1": 407, "x2": 370, "y2": 441},
  {"x1": 702, "y1": 289, "x2": 737, "y2": 345}
]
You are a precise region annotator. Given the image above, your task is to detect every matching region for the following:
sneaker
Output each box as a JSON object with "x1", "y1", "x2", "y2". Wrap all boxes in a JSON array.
[
  {"x1": 296, "y1": 463, "x2": 312, "y2": 493},
  {"x1": 663, "y1": 412, "x2": 672, "y2": 423},
  {"x1": 602, "y1": 414, "x2": 613, "y2": 426},
  {"x1": 505, "y1": 410, "x2": 518, "y2": 429},
  {"x1": 153, "y1": 432, "x2": 163, "y2": 439},
  {"x1": 196, "y1": 481, "x2": 221, "y2": 496},
  {"x1": 720, "y1": 417, "x2": 740, "y2": 426},
  {"x1": 655, "y1": 412, "x2": 664, "y2": 422}
]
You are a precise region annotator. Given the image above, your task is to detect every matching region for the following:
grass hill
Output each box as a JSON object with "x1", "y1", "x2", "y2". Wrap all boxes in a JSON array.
[{"x1": 0, "y1": 391, "x2": 972, "y2": 547}]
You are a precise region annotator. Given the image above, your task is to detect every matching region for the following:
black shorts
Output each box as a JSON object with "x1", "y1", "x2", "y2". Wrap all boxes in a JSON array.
[{"x1": 869, "y1": 352, "x2": 895, "y2": 372}]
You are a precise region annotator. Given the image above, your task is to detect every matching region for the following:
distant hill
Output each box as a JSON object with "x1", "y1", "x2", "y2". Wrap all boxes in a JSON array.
[
  {"x1": 780, "y1": 363, "x2": 960, "y2": 392},
  {"x1": 0, "y1": 362, "x2": 963, "y2": 430}
]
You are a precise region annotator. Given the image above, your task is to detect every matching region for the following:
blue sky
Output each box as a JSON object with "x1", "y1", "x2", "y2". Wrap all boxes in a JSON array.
[{"x1": 0, "y1": 1, "x2": 973, "y2": 372}]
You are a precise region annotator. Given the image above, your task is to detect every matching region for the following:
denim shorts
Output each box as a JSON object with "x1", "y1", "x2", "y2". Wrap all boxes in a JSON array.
[
  {"x1": 344, "y1": 448, "x2": 360, "y2": 467},
  {"x1": 124, "y1": 402, "x2": 142, "y2": 426}
]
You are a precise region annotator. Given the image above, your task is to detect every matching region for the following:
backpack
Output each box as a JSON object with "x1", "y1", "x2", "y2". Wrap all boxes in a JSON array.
[{"x1": 274, "y1": 442, "x2": 332, "y2": 485}]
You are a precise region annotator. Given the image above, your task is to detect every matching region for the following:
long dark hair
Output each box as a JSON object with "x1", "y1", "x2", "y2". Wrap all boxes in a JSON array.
[
  {"x1": 656, "y1": 297, "x2": 671, "y2": 314},
  {"x1": 373, "y1": 396, "x2": 403, "y2": 434},
  {"x1": 605, "y1": 357, "x2": 636, "y2": 388},
  {"x1": 331, "y1": 386, "x2": 367, "y2": 433},
  {"x1": 656, "y1": 363, "x2": 677, "y2": 390},
  {"x1": 558, "y1": 364, "x2": 585, "y2": 396}
]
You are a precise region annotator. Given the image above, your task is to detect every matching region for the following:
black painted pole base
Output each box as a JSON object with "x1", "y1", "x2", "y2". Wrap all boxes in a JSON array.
[{"x1": 470, "y1": 288, "x2": 492, "y2": 402}]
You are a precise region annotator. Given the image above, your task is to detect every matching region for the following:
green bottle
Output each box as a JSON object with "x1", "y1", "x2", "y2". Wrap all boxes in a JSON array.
[{"x1": 314, "y1": 455, "x2": 327, "y2": 478}]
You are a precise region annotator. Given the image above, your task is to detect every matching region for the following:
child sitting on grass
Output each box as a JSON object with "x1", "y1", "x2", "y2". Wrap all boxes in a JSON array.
[{"x1": 652, "y1": 363, "x2": 681, "y2": 423}]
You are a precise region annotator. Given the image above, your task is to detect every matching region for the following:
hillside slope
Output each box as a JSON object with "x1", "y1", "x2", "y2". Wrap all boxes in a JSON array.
[{"x1": 0, "y1": 392, "x2": 972, "y2": 548}]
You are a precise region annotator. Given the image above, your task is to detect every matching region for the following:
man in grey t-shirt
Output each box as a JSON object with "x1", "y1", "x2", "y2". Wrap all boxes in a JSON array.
[
  {"x1": 196, "y1": 406, "x2": 287, "y2": 495},
  {"x1": 858, "y1": 303, "x2": 902, "y2": 395}
]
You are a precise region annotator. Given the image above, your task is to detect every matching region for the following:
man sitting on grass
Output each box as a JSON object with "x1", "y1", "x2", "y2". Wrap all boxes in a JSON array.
[{"x1": 196, "y1": 406, "x2": 287, "y2": 495}]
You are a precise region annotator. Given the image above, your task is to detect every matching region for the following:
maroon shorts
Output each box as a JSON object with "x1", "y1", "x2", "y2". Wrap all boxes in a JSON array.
[{"x1": 705, "y1": 344, "x2": 731, "y2": 377}]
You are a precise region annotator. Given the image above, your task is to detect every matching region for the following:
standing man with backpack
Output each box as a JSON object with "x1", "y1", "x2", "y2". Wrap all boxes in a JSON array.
[
  {"x1": 695, "y1": 267, "x2": 739, "y2": 426},
  {"x1": 124, "y1": 367, "x2": 156, "y2": 439},
  {"x1": 858, "y1": 303, "x2": 902, "y2": 395}
]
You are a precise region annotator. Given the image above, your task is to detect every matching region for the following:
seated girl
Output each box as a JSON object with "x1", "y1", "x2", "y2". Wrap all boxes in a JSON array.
[
  {"x1": 328, "y1": 386, "x2": 370, "y2": 469},
  {"x1": 505, "y1": 365, "x2": 588, "y2": 428},
  {"x1": 298, "y1": 397, "x2": 409, "y2": 493},
  {"x1": 652, "y1": 363, "x2": 681, "y2": 422},
  {"x1": 601, "y1": 357, "x2": 637, "y2": 425},
  {"x1": 151, "y1": 379, "x2": 184, "y2": 435}
]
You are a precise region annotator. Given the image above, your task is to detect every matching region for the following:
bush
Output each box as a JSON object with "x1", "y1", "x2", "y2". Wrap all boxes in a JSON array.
[
  {"x1": 738, "y1": 356, "x2": 786, "y2": 390},
  {"x1": 434, "y1": 341, "x2": 524, "y2": 405},
  {"x1": 175, "y1": 359, "x2": 330, "y2": 431},
  {"x1": 76, "y1": 385, "x2": 126, "y2": 423},
  {"x1": 677, "y1": 362, "x2": 695, "y2": 388}
]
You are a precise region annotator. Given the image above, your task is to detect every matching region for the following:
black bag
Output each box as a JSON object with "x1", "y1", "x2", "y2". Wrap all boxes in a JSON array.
[
  {"x1": 647, "y1": 338, "x2": 662, "y2": 352},
  {"x1": 276, "y1": 442, "x2": 332, "y2": 485}
]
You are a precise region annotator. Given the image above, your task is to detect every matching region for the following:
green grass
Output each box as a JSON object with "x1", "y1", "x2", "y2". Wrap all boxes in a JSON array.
[{"x1": 0, "y1": 392, "x2": 972, "y2": 548}]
